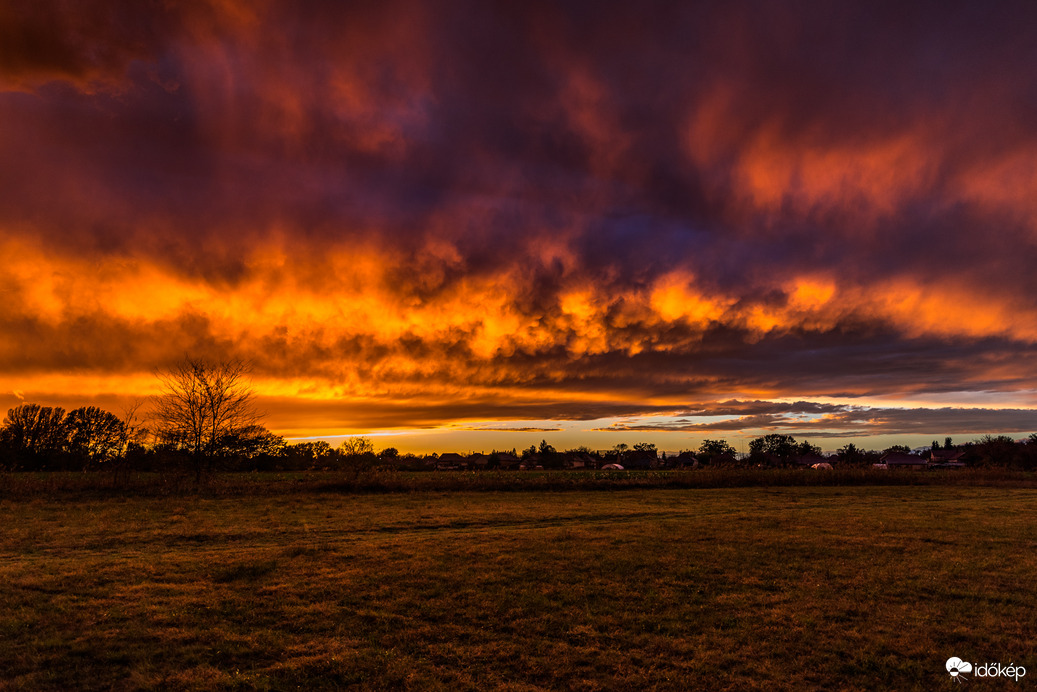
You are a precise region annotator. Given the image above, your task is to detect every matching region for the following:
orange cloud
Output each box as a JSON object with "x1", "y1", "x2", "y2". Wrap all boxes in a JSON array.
[
  {"x1": 6, "y1": 228, "x2": 1037, "y2": 414},
  {"x1": 4, "y1": 1, "x2": 1037, "y2": 441}
]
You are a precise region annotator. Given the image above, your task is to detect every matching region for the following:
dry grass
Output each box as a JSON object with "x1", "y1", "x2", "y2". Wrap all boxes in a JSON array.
[
  {"x1": 1, "y1": 467, "x2": 1034, "y2": 500},
  {"x1": 1, "y1": 486, "x2": 1034, "y2": 689}
]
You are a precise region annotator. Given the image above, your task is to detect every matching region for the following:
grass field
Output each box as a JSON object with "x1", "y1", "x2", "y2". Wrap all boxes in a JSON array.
[{"x1": 1, "y1": 483, "x2": 1035, "y2": 689}]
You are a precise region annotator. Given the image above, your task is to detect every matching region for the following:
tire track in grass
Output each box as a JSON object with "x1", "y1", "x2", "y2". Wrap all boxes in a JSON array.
[
  {"x1": 0, "y1": 506, "x2": 707, "y2": 569},
  {"x1": 4, "y1": 487, "x2": 1029, "y2": 569}
]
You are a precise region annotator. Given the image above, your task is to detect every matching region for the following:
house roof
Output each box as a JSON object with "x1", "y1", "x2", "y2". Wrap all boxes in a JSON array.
[
  {"x1": 931, "y1": 448, "x2": 966, "y2": 462},
  {"x1": 881, "y1": 452, "x2": 927, "y2": 465},
  {"x1": 794, "y1": 453, "x2": 828, "y2": 466}
]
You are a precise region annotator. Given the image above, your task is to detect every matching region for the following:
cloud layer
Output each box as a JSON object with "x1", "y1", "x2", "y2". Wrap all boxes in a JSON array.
[
  {"x1": 600, "y1": 401, "x2": 1037, "y2": 439},
  {"x1": 3, "y1": 1, "x2": 1037, "y2": 439}
]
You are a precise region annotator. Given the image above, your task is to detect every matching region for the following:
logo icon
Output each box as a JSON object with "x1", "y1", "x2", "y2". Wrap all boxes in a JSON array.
[{"x1": 947, "y1": 657, "x2": 973, "y2": 682}]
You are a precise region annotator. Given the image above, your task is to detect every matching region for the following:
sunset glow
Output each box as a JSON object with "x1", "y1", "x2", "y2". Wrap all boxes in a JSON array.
[{"x1": 3, "y1": 1, "x2": 1037, "y2": 451}]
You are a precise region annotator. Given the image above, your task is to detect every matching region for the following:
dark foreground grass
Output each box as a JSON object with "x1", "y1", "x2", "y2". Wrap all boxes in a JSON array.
[
  {"x1": 1, "y1": 486, "x2": 1034, "y2": 690},
  {"x1": 2, "y1": 466, "x2": 1035, "y2": 499}
]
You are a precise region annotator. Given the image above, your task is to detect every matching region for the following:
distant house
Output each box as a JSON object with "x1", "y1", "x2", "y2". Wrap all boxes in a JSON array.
[
  {"x1": 467, "y1": 453, "x2": 491, "y2": 470},
  {"x1": 564, "y1": 451, "x2": 596, "y2": 469},
  {"x1": 394, "y1": 454, "x2": 435, "y2": 472},
  {"x1": 708, "y1": 451, "x2": 739, "y2": 467},
  {"x1": 518, "y1": 455, "x2": 544, "y2": 470},
  {"x1": 415, "y1": 455, "x2": 439, "y2": 471},
  {"x1": 670, "y1": 451, "x2": 699, "y2": 468},
  {"x1": 794, "y1": 452, "x2": 829, "y2": 467},
  {"x1": 494, "y1": 452, "x2": 521, "y2": 470},
  {"x1": 623, "y1": 450, "x2": 657, "y2": 470},
  {"x1": 880, "y1": 451, "x2": 928, "y2": 469},
  {"x1": 754, "y1": 452, "x2": 785, "y2": 468},
  {"x1": 436, "y1": 452, "x2": 466, "y2": 470},
  {"x1": 930, "y1": 447, "x2": 967, "y2": 468}
]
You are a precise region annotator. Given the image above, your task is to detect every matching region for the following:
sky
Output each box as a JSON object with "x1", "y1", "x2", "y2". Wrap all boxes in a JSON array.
[{"x1": 2, "y1": 0, "x2": 1037, "y2": 453}]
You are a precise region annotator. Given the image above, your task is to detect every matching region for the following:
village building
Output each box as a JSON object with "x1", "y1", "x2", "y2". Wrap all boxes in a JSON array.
[
  {"x1": 880, "y1": 451, "x2": 928, "y2": 469},
  {"x1": 929, "y1": 447, "x2": 967, "y2": 468},
  {"x1": 435, "y1": 452, "x2": 466, "y2": 471},
  {"x1": 494, "y1": 452, "x2": 521, "y2": 470},
  {"x1": 622, "y1": 449, "x2": 658, "y2": 470},
  {"x1": 564, "y1": 451, "x2": 597, "y2": 469},
  {"x1": 669, "y1": 451, "x2": 700, "y2": 468},
  {"x1": 793, "y1": 452, "x2": 829, "y2": 467}
]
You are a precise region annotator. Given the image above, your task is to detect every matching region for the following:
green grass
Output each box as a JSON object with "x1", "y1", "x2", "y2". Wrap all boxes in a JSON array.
[{"x1": 1, "y1": 486, "x2": 1035, "y2": 689}]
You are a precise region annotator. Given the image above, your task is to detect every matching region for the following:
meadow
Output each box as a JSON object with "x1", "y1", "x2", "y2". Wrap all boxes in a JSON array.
[{"x1": 1, "y1": 478, "x2": 1035, "y2": 690}]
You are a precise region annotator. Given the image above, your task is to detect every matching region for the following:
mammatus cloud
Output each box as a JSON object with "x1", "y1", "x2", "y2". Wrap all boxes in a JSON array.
[{"x1": 2, "y1": 1, "x2": 1037, "y2": 439}]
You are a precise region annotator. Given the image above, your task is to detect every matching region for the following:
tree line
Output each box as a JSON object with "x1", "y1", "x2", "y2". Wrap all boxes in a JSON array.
[
  {"x1": 0, "y1": 403, "x2": 141, "y2": 471},
  {"x1": 695, "y1": 433, "x2": 1037, "y2": 470},
  {"x1": 0, "y1": 359, "x2": 420, "y2": 479},
  {"x1": 4, "y1": 359, "x2": 1037, "y2": 475}
]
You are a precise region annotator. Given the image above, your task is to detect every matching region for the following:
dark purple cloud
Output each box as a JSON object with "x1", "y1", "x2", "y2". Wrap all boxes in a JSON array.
[
  {"x1": 2, "y1": 1, "x2": 1037, "y2": 439},
  {"x1": 602, "y1": 401, "x2": 1037, "y2": 438}
]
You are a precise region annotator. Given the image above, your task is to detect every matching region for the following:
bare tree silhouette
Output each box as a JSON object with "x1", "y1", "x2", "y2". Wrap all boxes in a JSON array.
[{"x1": 153, "y1": 358, "x2": 261, "y2": 481}]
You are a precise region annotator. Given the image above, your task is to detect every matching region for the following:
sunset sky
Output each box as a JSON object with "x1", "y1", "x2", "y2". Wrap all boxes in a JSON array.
[{"x1": 3, "y1": 1, "x2": 1037, "y2": 453}]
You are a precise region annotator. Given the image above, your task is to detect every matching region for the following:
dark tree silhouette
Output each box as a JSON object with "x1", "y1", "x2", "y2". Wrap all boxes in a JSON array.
[
  {"x1": 339, "y1": 436, "x2": 374, "y2": 456},
  {"x1": 218, "y1": 424, "x2": 284, "y2": 468},
  {"x1": 699, "y1": 439, "x2": 735, "y2": 457},
  {"x1": 66, "y1": 406, "x2": 128, "y2": 469},
  {"x1": 749, "y1": 434, "x2": 799, "y2": 464},
  {"x1": 796, "y1": 441, "x2": 822, "y2": 457},
  {"x1": 339, "y1": 436, "x2": 376, "y2": 476},
  {"x1": 1, "y1": 404, "x2": 68, "y2": 467},
  {"x1": 970, "y1": 434, "x2": 1019, "y2": 467},
  {"x1": 289, "y1": 440, "x2": 334, "y2": 469},
  {"x1": 153, "y1": 358, "x2": 261, "y2": 481},
  {"x1": 837, "y1": 443, "x2": 864, "y2": 465}
]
